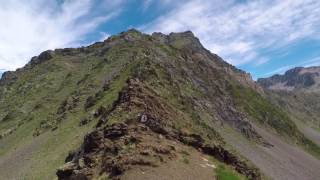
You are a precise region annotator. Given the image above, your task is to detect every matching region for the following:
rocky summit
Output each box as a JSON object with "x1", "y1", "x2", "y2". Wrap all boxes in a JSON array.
[
  {"x1": 258, "y1": 66, "x2": 320, "y2": 91},
  {"x1": 0, "y1": 29, "x2": 319, "y2": 180}
]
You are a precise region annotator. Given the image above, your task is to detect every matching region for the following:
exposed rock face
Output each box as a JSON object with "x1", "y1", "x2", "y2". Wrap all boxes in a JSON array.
[
  {"x1": 0, "y1": 71, "x2": 18, "y2": 86},
  {"x1": 258, "y1": 66, "x2": 320, "y2": 91},
  {"x1": 0, "y1": 29, "x2": 319, "y2": 180},
  {"x1": 0, "y1": 50, "x2": 54, "y2": 86},
  {"x1": 27, "y1": 50, "x2": 54, "y2": 67},
  {"x1": 57, "y1": 79, "x2": 261, "y2": 180}
]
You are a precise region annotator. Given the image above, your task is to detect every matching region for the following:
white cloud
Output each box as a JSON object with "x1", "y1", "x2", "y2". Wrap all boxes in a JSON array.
[
  {"x1": 2, "y1": 0, "x2": 320, "y2": 73},
  {"x1": 99, "y1": 32, "x2": 110, "y2": 42},
  {"x1": 0, "y1": 0, "x2": 123, "y2": 71},
  {"x1": 142, "y1": 0, "x2": 177, "y2": 11},
  {"x1": 142, "y1": 0, "x2": 153, "y2": 10},
  {"x1": 142, "y1": 0, "x2": 320, "y2": 66}
]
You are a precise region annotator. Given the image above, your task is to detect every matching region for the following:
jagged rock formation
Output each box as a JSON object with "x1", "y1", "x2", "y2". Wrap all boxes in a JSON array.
[
  {"x1": 0, "y1": 29, "x2": 319, "y2": 180},
  {"x1": 57, "y1": 79, "x2": 260, "y2": 179},
  {"x1": 258, "y1": 66, "x2": 320, "y2": 91}
]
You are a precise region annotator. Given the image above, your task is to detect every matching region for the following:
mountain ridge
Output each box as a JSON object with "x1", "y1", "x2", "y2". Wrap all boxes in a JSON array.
[
  {"x1": 257, "y1": 66, "x2": 320, "y2": 148},
  {"x1": 0, "y1": 29, "x2": 319, "y2": 180},
  {"x1": 257, "y1": 66, "x2": 320, "y2": 91}
]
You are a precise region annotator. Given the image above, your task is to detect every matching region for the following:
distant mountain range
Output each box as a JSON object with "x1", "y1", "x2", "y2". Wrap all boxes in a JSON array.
[
  {"x1": 258, "y1": 66, "x2": 320, "y2": 91},
  {"x1": 257, "y1": 66, "x2": 320, "y2": 146},
  {"x1": 0, "y1": 29, "x2": 319, "y2": 180}
]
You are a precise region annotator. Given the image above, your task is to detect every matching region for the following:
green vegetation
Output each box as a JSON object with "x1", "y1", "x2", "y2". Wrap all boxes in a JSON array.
[
  {"x1": 230, "y1": 84, "x2": 298, "y2": 137},
  {"x1": 301, "y1": 136, "x2": 320, "y2": 159},
  {"x1": 180, "y1": 151, "x2": 190, "y2": 164},
  {"x1": 230, "y1": 83, "x2": 320, "y2": 158},
  {"x1": 215, "y1": 164, "x2": 242, "y2": 180},
  {"x1": 182, "y1": 155, "x2": 190, "y2": 164},
  {"x1": 209, "y1": 157, "x2": 245, "y2": 180},
  {"x1": 0, "y1": 32, "x2": 154, "y2": 178},
  {"x1": 1, "y1": 29, "x2": 319, "y2": 179}
]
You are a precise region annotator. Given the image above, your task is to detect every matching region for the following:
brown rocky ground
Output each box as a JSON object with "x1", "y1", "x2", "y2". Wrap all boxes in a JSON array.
[
  {"x1": 1, "y1": 30, "x2": 319, "y2": 180},
  {"x1": 56, "y1": 79, "x2": 260, "y2": 180},
  {"x1": 122, "y1": 149, "x2": 217, "y2": 180}
]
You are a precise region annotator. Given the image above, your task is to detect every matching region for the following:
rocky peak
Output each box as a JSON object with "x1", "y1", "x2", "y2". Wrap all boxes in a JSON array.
[
  {"x1": 26, "y1": 50, "x2": 54, "y2": 68},
  {"x1": 257, "y1": 66, "x2": 320, "y2": 91},
  {"x1": 152, "y1": 30, "x2": 203, "y2": 51},
  {"x1": 1, "y1": 28, "x2": 320, "y2": 180},
  {"x1": 118, "y1": 28, "x2": 145, "y2": 42}
]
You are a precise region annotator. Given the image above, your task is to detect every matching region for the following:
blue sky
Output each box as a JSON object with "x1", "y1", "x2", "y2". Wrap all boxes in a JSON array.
[{"x1": 1, "y1": 0, "x2": 320, "y2": 79}]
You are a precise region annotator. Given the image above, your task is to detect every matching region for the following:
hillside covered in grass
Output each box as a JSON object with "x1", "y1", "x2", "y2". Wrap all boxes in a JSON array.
[{"x1": 0, "y1": 30, "x2": 319, "y2": 180}]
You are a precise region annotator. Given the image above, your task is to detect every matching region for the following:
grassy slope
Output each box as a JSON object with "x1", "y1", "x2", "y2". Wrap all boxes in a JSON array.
[
  {"x1": 0, "y1": 30, "x2": 318, "y2": 179},
  {"x1": 229, "y1": 84, "x2": 320, "y2": 158},
  {"x1": 0, "y1": 36, "x2": 140, "y2": 178}
]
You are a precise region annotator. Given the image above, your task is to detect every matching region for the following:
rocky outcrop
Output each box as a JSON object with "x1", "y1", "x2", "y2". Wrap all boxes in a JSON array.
[
  {"x1": 2, "y1": 29, "x2": 315, "y2": 180},
  {"x1": 0, "y1": 71, "x2": 18, "y2": 86},
  {"x1": 258, "y1": 66, "x2": 320, "y2": 91},
  {"x1": 57, "y1": 79, "x2": 261, "y2": 180},
  {"x1": 57, "y1": 120, "x2": 261, "y2": 179}
]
